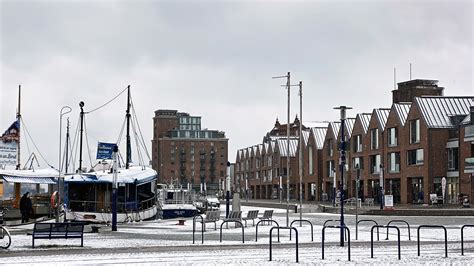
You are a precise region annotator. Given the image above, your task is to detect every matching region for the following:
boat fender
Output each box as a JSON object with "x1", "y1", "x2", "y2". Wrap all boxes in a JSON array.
[{"x1": 51, "y1": 191, "x2": 60, "y2": 208}]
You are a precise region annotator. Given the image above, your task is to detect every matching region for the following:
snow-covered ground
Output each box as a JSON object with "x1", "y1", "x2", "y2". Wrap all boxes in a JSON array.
[{"x1": 1, "y1": 206, "x2": 473, "y2": 265}]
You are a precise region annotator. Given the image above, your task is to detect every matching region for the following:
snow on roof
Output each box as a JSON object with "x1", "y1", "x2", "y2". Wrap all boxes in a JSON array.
[
  {"x1": 357, "y1": 113, "x2": 372, "y2": 133},
  {"x1": 65, "y1": 166, "x2": 156, "y2": 184},
  {"x1": 257, "y1": 144, "x2": 263, "y2": 155},
  {"x1": 302, "y1": 130, "x2": 310, "y2": 146},
  {"x1": 375, "y1": 108, "x2": 391, "y2": 130},
  {"x1": 415, "y1": 96, "x2": 473, "y2": 128},
  {"x1": 276, "y1": 138, "x2": 299, "y2": 157},
  {"x1": 329, "y1": 122, "x2": 340, "y2": 139},
  {"x1": 0, "y1": 168, "x2": 59, "y2": 178},
  {"x1": 394, "y1": 102, "x2": 411, "y2": 126},
  {"x1": 344, "y1": 118, "x2": 356, "y2": 136},
  {"x1": 311, "y1": 127, "x2": 327, "y2": 149}
]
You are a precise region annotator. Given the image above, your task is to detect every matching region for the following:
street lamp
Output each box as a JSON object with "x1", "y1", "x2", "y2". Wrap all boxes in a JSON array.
[
  {"x1": 272, "y1": 72, "x2": 291, "y2": 227},
  {"x1": 57, "y1": 105, "x2": 72, "y2": 222},
  {"x1": 334, "y1": 105, "x2": 352, "y2": 247},
  {"x1": 355, "y1": 163, "x2": 360, "y2": 240}
]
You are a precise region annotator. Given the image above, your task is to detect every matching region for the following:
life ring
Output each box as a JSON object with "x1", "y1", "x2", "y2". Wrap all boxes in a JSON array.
[{"x1": 51, "y1": 191, "x2": 60, "y2": 208}]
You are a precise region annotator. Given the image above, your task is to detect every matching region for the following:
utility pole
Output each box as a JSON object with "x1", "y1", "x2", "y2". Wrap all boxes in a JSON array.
[
  {"x1": 273, "y1": 72, "x2": 291, "y2": 227},
  {"x1": 298, "y1": 81, "x2": 303, "y2": 225},
  {"x1": 334, "y1": 105, "x2": 352, "y2": 247}
]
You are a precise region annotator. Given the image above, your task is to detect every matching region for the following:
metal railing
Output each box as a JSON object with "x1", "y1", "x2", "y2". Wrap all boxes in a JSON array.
[
  {"x1": 256, "y1": 219, "x2": 280, "y2": 242},
  {"x1": 290, "y1": 219, "x2": 313, "y2": 241},
  {"x1": 372, "y1": 225, "x2": 401, "y2": 260},
  {"x1": 220, "y1": 220, "x2": 244, "y2": 243},
  {"x1": 322, "y1": 225, "x2": 351, "y2": 261},
  {"x1": 192, "y1": 215, "x2": 204, "y2": 244},
  {"x1": 386, "y1": 220, "x2": 411, "y2": 240},
  {"x1": 269, "y1": 226, "x2": 298, "y2": 263},
  {"x1": 417, "y1": 225, "x2": 447, "y2": 258},
  {"x1": 357, "y1": 219, "x2": 379, "y2": 241},
  {"x1": 461, "y1": 224, "x2": 474, "y2": 255}
]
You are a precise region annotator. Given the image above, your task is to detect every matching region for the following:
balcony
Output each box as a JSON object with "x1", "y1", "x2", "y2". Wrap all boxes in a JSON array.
[{"x1": 465, "y1": 157, "x2": 474, "y2": 174}]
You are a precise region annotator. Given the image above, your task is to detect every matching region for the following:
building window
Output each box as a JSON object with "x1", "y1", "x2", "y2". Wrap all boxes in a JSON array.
[
  {"x1": 388, "y1": 127, "x2": 398, "y2": 147},
  {"x1": 447, "y1": 147, "x2": 459, "y2": 171},
  {"x1": 352, "y1": 157, "x2": 364, "y2": 170},
  {"x1": 353, "y1": 135, "x2": 362, "y2": 153},
  {"x1": 370, "y1": 154, "x2": 381, "y2": 174},
  {"x1": 327, "y1": 139, "x2": 333, "y2": 156},
  {"x1": 407, "y1": 149, "x2": 424, "y2": 165},
  {"x1": 410, "y1": 119, "x2": 420, "y2": 144},
  {"x1": 308, "y1": 146, "x2": 314, "y2": 175},
  {"x1": 370, "y1": 128, "x2": 379, "y2": 150},
  {"x1": 327, "y1": 160, "x2": 334, "y2": 177},
  {"x1": 388, "y1": 152, "x2": 400, "y2": 173}
]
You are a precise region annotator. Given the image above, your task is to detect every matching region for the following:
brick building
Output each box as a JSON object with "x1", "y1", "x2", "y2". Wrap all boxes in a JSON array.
[
  {"x1": 233, "y1": 79, "x2": 473, "y2": 205},
  {"x1": 151, "y1": 110, "x2": 228, "y2": 193}
]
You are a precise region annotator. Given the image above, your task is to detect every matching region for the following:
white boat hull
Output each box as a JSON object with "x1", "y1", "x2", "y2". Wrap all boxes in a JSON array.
[{"x1": 66, "y1": 205, "x2": 157, "y2": 223}]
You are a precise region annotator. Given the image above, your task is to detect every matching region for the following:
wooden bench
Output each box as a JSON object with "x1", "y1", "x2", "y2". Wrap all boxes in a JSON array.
[
  {"x1": 242, "y1": 210, "x2": 259, "y2": 227},
  {"x1": 258, "y1": 210, "x2": 274, "y2": 225},
  {"x1": 32, "y1": 222, "x2": 85, "y2": 248},
  {"x1": 200, "y1": 210, "x2": 221, "y2": 230}
]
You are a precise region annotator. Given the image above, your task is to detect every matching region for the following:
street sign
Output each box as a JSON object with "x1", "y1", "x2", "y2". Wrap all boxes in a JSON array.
[{"x1": 385, "y1": 195, "x2": 394, "y2": 208}]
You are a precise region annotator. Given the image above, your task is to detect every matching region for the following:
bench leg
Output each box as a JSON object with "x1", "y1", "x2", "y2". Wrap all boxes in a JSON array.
[
  {"x1": 32, "y1": 238, "x2": 35, "y2": 248},
  {"x1": 214, "y1": 222, "x2": 217, "y2": 231},
  {"x1": 81, "y1": 236, "x2": 83, "y2": 247}
]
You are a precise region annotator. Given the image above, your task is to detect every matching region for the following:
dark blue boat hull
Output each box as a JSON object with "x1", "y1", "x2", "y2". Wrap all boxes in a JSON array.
[{"x1": 161, "y1": 209, "x2": 197, "y2": 219}]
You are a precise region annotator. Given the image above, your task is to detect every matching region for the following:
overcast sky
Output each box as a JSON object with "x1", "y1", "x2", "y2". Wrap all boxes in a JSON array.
[{"x1": 1, "y1": 0, "x2": 472, "y2": 170}]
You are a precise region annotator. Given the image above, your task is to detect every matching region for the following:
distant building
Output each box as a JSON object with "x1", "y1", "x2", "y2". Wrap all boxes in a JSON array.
[
  {"x1": 151, "y1": 110, "x2": 228, "y2": 193},
  {"x1": 234, "y1": 79, "x2": 474, "y2": 205}
]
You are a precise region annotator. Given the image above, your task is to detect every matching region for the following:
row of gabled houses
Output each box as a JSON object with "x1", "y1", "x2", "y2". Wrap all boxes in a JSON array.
[{"x1": 234, "y1": 79, "x2": 474, "y2": 205}]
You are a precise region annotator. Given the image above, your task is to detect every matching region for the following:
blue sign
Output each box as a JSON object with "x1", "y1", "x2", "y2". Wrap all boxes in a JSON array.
[{"x1": 96, "y1": 142, "x2": 116, "y2": 159}]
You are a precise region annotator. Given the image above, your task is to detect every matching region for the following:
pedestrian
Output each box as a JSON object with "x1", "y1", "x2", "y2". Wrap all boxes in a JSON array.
[{"x1": 20, "y1": 192, "x2": 32, "y2": 223}]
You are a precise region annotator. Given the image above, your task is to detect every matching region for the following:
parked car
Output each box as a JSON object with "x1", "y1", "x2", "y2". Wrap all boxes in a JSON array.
[{"x1": 206, "y1": 196, "x2": 220, "y2": 210}]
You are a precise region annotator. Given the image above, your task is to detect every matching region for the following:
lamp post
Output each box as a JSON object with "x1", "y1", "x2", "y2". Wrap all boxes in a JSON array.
[
  {"x1": 226, "y1": 161, "x2": 231, "y2": 219},
  {"x1": 298, "y1": 81, "x2": 303, "y2": 225},
  {"x1": 273, "y1": 72, "x2": 291, "y2": 227},
  {"x1": 57, "y1": 106, "x2": 72, "y2": 222},
  {"x1": 334, "y1": 105, "x2": 352, "y2": 247},
  {"x1": 380, "y1": 164, "x2": 384, "y2": 210},
  {"x1": 355, "y1": 163, "x2": 360, "y2": 240},
  {"x1": 112, "y1": 144, "x2": 118, "y2": 231}
]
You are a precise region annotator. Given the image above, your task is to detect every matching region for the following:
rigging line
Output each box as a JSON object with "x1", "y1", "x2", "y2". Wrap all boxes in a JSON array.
[
  {"x1": 84, "y1": 86, "x2": 128, "y2": 114},
  {"x1": 69, "y1": 116, "x2": 81, "y2": 172},
  {"x1": 83, "y1": 116, "x2": 94, "y2": 169},
  {"x1": 20, "y1": 117, "x2": 54, "y2": 168},
  {"x1": 130, "y1": 100, "x2": 151, "y2": 161},
  {"x1": 131, "y1": 118, "x2": 144, "y2": 166},
  {"x1": 116, "y1": 116, "x2": 126, "y2": 145}
]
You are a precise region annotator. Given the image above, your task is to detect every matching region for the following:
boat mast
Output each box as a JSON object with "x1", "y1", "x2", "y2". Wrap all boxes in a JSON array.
[
  {"x1": 126, "y1": 85, "x2": 131, "y2": 169},
  {"x1": 16, "y1": 85, "x2": 21, "y2": 170},
  {"x1": 78, "y1": 101, "x2": 85, "y2": 172},
  {"x1": 65, "y1": 118, "x2": 70, "y2": 173}
]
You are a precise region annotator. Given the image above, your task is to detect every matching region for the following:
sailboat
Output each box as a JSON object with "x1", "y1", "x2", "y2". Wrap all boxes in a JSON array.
[
  {"x1": 63, "y1": 86, "x2": 158, "y2": 223},
  {"x1": 0, "y1": 86, "x2": 59, "y2": 220}
]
